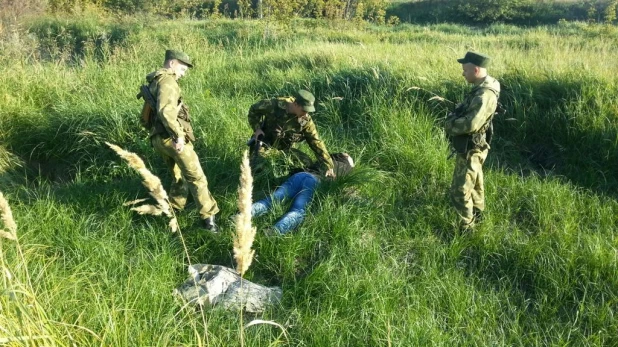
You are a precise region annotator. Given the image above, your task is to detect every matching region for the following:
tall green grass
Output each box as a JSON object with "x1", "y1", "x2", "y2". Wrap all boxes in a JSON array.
[{"x1": 0, "y1": 16, "x2": 617, "y2": 345}]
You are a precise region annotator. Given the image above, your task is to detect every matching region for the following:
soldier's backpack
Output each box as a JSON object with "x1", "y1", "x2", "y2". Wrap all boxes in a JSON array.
[{"x1": 137, "y1": 85, "x2": 157, "y2": 131}]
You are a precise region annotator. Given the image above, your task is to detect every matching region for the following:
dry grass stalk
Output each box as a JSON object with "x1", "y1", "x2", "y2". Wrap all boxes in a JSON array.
[
  {"x1": 105, "y1": 142, "x2": 171, "y2": 217},
  {"x1": 0, "y1": 191, "x2": 17, "y2": 241},
  {"x1": 233, "y1": 150, "x2": 257, "y2": 276},
  {"x1": 245, "y1": 319, "x2": 289, "y2": 341},
  {"x1": 131, "y1": 204, "x2": 165, "y2": 216},
  {"x1": 169, "y1": 217, "x2": 179, "y2": 233},
  {"x1": 106, "y1": 142, "x2": 182, "y2": 234},
  {"x1": 123, "y1": 198, "x2": 149, "y2": 206},
  {"x1": 428, "y1": 96, "x2": 447, "y2": 102}
]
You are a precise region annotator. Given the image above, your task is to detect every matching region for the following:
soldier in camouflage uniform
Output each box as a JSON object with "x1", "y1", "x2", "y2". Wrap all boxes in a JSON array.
[
  {"x1": 247, "y1": 90, "x2": 335, "y2": 179},
  {"x1": 145, "y1": 50, "x2": 219, "y2": 231},
  {"x1": 445, "y1": 52, "x2": 501, "y2": 230}
]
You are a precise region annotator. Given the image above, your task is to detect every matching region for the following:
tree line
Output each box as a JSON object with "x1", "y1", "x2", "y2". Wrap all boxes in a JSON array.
[
  {"x1": 3, "y1": 0, "x2": 617, "y2": 32},
  {"x1": 42, "y1": 0, "x2": 394, "y2": 23},
  {"x1": 388, "y1": 0, "x2": 618, "y2": 26}
]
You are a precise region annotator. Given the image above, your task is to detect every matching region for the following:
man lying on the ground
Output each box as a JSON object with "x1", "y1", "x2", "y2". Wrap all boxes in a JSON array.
[{"x1": 250, "y1": 153, "x2": 354, "y2": 235}]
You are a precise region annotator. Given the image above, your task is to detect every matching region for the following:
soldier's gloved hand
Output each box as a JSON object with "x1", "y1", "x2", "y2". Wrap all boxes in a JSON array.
[
  {"x1": 253, "y1": 128, "x2": 265, "y2": 140},
  {"x1": 174, "y1": 137, "x2": 185, "y2": 153},
  {"x1": 324, "y1": 168, "x2": 336, "y2": 180}
]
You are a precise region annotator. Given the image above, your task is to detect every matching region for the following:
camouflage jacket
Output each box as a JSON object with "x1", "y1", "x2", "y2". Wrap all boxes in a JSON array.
[
  {"x1": 445, "y1": 75, "x2": 501, "y2": 137},
  {"x1": 146, "y1": 68, "x2": 195, "y2": 142},
  {"x1": 248, "y1": 97, "x2": 334, "y2": 170}
]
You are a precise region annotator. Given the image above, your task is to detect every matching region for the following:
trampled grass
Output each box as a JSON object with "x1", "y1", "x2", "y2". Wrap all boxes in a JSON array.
[{"x1": 0, "y1": 15, "x2": 617, "y2": 345}]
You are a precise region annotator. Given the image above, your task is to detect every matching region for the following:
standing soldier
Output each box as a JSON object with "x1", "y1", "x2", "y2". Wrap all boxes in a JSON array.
[
  {"x1": 445, "y1": 51, "x2": 500, "y2": 230},
  {"x1": 247, "y1": 90, "x2": 335, "y2": 179},
  {"x1": 142, "y1": 49, "x2": 219, "y2": 231}
]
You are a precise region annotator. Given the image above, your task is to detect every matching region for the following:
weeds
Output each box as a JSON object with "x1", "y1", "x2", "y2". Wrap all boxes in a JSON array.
[{"x1": 0, "y1": 16, "x2": 616, "y2": 346}]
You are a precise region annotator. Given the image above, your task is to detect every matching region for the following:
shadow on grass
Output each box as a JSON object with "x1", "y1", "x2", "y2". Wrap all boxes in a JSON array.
[
  {"x1": 27, "y1": 17, "x2": 136, "y2": 63},
  {"x1": 457, "y1": 232, "x2": 618, "y2": 344},
  {"x1": 4, "y1": 62, "x2": 617, "y2": 201},
  {"x1": 409, "y1": 70, "x2": 618, "y2": 199},
  {"x1": 386, "y1": 0, "x2": 589, "y2": 27},
  {"x1": 489, "y1": 72, "x2": 618, "y2": 197}
]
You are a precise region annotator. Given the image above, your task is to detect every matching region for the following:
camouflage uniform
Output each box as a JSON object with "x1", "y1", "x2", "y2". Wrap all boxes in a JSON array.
[
  {"x1": 146, "y1": 68, "x2": 219, "y2": 220},
  {"x1": 445, "y1": 75, "x2": 500, "y2": 228},
  {"x1": 248, "y1": 97, "x2": 334, "y2": 177}
]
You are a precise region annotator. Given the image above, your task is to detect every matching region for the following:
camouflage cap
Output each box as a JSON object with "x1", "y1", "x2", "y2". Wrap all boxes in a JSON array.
[
  {"x1": 293, "y1": 90, "x2": 316, "y2": 113},
  {"x1": 165, "y1": 49, "x2": 193, "y2": 68},
  {"x1": 457, "y1": 51, "x2": 491, "y2": 68}
]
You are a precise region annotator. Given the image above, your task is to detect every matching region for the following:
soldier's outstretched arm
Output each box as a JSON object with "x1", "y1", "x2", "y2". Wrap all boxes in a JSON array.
[
  {"x1": 302, "y1": 120, "x2": 334, "y2": 171},
  {"x1": 157, "y1": 75, "x2": 185, "y2": 140},
  {"x1": 446, "y1": 92, "x2": 497, "y2": 136}
]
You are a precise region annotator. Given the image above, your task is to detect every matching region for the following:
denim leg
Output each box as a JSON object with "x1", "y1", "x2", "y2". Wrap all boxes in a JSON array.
[
  {"x1": 273, "y1": 173, "x2": 319, "y2": 234},
  {"x1": 274, "y1": 211, "x2": 305, "y2": 234},
  {"x1": 251, "y1": 175, "x2": 297, "y2": 217},
  {"x1": 251, "y1": 200, "x2": 271, "y2": 217}
]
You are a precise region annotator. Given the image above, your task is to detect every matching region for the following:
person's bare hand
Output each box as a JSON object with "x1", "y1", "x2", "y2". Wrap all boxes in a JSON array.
[
  {"x1": 253, "y1": 128, "x2": 265, "y2": 139},
  {"x1": 174, "y1": 137, "x2": 185, "y2": 153}
]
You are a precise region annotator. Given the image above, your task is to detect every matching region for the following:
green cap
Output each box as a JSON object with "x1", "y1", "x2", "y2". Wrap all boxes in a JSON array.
[
  {"x1": 293, "y1": 90, "x2": 316, "y2": 113},
  {"x1": 457, "y1": 51, "x2": 491, "y2": 68},
  {"x1": 165, "y1": 49, "x2": 193, "y2": 68}
]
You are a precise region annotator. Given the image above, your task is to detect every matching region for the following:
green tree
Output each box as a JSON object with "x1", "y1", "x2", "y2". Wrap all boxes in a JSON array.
[
  {"x1": 363, "y1": 0, "x2": 387, "y2": 24},
  {"x1": 237, "y1": 0, "x2": 252, "y2": 18},
  {"x1": 603, "y1": 0, "x2": 618, "y2": 23},
  {"x1": 455, "y1": 0, "x2": 532, "y2": 23}
]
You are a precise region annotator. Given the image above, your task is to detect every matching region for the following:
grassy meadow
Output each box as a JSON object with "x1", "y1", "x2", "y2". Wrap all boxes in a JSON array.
[{"x1": 1, "y1": 15, "x2": 618, "y2": 346}]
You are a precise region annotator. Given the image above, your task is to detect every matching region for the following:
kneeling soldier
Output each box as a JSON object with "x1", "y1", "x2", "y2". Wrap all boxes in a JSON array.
[{"x1": 247, "y1": 90, "x2": 335, "y2": 179}]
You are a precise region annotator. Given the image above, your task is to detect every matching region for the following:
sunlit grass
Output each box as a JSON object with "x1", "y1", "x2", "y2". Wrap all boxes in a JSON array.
[{"x1": 0, "y1": 16, "x2": 616, "y2": 345}]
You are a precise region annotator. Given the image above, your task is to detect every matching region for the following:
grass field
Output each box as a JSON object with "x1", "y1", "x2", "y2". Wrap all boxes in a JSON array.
[{"x1": 1, "y1": 15, "x2": 617, "y2": 346}]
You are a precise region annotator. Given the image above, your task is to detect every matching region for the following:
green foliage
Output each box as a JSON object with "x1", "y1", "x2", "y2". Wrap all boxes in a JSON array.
[
  {"x1": 455, "y1": 0, "x2": 532, "y2": 23},
  {"x1": 27, "y1": 16, "x2": 134, "y2": 60},
  {"x1": 603, "y1": 0, "x2": 618, "y2": 22},
  {"x1": 39, "y1": 0, "x2": 390, "y2": 22},
  {"x1": 1, "y1": 16, "x2": 618, "y2": 346},
  {"x1": 387, "y1": 0, "x2": 608, "y2": 25}
]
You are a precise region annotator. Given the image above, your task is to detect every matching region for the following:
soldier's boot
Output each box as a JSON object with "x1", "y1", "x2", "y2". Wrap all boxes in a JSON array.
[
  {"x1": 458, "y1": 214, "x2": 476, "y2": 232},
  {"x1": 203, "y1": 216, "x2": 218, "y2": 233},
  {"x1": 473, "y1": 208, "x2": 484, "y2": 224},
  {"x1": 459, "y1": 221, "x2": 475, "y2": 233}
]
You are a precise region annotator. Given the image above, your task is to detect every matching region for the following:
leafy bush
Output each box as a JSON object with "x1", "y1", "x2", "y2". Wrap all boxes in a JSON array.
[
  {"x1": 387, "y1": 0, "x2": 610, "y2": 25},
  {"x1": 43, "y1": 0, "x2": 391, "y2": 23}
]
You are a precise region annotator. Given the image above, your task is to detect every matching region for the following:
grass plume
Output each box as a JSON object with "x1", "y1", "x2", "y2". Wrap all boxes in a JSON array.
[
  {"x1": 105, "y1": 142, "x2": 174, "y2": 221},
  {"x1": 0, "y1": 191, "x2": 17, "y2": 241},
  {"x1": 233, "y1": 150, "x2": 256, "y2": 277}
]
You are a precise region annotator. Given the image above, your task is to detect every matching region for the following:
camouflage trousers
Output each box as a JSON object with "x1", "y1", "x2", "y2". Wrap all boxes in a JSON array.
[
  {"x1": 249, "y1": 146, "x2": 314, "y2": 180},
  {"x1": 449, "y1": 148, "x2": 489, "y2": 228},
  {"x1": 152, "y1": 135, "x2": 219, "y2": 220}
]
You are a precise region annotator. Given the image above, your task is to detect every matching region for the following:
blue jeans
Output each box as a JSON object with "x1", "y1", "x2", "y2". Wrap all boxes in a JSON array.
[{"x1": 251, "y1": 172, "x2": 320, "y2": 234}]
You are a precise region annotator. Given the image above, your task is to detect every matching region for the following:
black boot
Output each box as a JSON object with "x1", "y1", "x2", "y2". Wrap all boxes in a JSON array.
[
  {"x1": 473, "y1": 208, "x2": 484, "y2": 224},
  {"x1": 203, "y1": 216, "x2": 218, "y2": 233}
]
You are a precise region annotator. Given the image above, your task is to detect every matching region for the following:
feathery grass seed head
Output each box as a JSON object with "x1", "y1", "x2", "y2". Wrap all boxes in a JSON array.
[
  {"x1": 233, "y1": 150, "x2": 257, "y2": 276},
  {"x1": 105, "y1": 142, "x2": 172, "y2": 217},
  {"x1": 0, "y1": 192, "x2": 17, "y2": 241}
]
